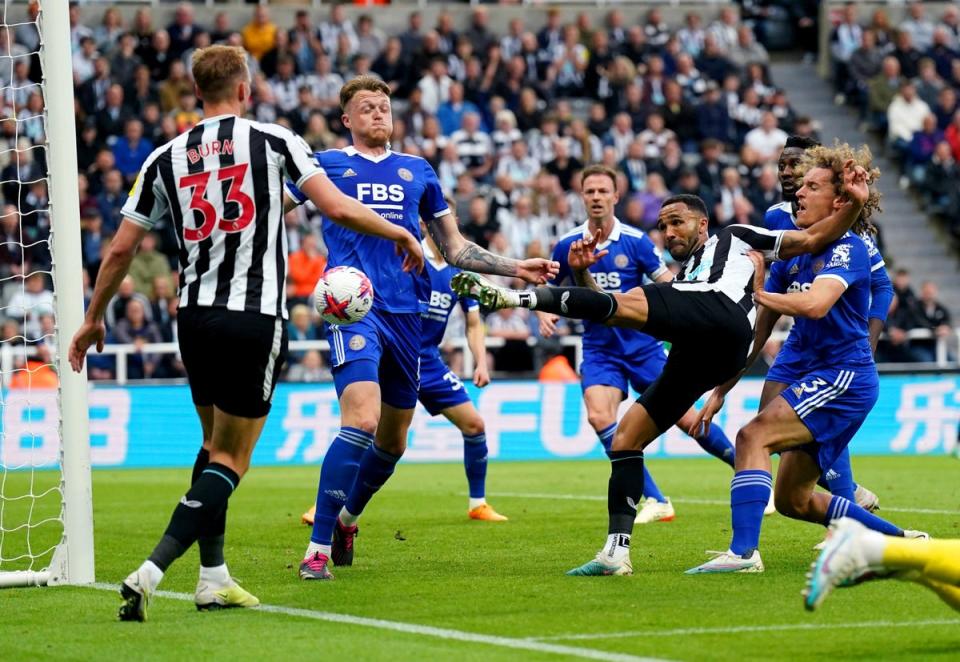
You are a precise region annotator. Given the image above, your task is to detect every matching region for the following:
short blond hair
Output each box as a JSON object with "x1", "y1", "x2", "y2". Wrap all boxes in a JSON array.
[
  {"x1": 795, "y1": 141, "x2": 882, "y2": 235},
  {"x1": 191, "y1": 45, "x2": 249, "y2": 104},
  {"x1": 339, "y1": 75, "x2": 391, "y2": 111}
]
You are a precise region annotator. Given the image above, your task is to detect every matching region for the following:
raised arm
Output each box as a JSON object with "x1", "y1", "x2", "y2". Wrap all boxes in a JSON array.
[
  {"x1": 425, "y1": 213, "x2": 559, "y2": 284},
  {"x1": 777, "y1": 161, "x2": 869, "y2": 260}
]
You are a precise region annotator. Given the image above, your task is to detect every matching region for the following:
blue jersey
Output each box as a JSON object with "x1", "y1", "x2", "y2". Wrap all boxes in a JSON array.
[
  {"x1": 767, "y1": 232, "x2": 873, "y2": 369},
  {"x1": 764, "y1": 202, "x2": 892, "y2": 322},
  {"x1": 287, "y1": 147, "x2": 450, "y2": 314},
  {"x1": 420, "y1": 242, "x2": 478, "y2": 353},
  {"x1": 552, "y1": 220, "x2": 668, "y2": 358}
]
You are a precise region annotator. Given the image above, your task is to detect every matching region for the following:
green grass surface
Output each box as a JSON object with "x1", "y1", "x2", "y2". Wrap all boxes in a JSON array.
[{"x1": 2, "y1": 457, "x2": 959, "y2": 661}]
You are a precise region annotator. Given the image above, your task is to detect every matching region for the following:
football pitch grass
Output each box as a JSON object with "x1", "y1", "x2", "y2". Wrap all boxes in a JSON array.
[{"x1": 3, "y1": 456, "x2": 959, "y2": 661}]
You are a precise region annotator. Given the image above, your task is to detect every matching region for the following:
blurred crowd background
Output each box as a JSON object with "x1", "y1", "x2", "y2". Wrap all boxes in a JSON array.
[{"x1": 0, "y1": 1, "x2": 956, "y2": 383}]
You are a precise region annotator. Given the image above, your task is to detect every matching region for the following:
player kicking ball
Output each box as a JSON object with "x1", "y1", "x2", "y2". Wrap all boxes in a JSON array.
[
  {"x1": 806, "y1": 518, "x2": 960, "y2": 613},
  {"x1": 536, "y1": 165, "x2": 748, "y2": 526},
  {"x1": 687, "y1": 144, "x2": 926, "y2": 574},
  {"x1": 302, "y1": 214, "x2": 507, "y2": 527},
  {"x1": 454, "y1": 159, "x2": 871, "y2": 576}
]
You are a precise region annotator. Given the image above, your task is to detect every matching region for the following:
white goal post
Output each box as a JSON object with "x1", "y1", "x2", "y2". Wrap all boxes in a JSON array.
[{"x1": 0, "y1": 1, "x2": 94, "y2": 588}]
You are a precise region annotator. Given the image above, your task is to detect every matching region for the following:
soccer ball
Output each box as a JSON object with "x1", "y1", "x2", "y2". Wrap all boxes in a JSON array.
[{"x1": 313, "y1": 266, "x2": 374, "y2": 326}]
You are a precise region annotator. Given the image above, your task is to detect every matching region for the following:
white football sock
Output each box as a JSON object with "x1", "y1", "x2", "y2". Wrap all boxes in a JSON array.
[
  {"x1": 199, "y1": 563, "x2": 230, "y2": 585},
  {"x1": 338, "y1": 508, "x2": 359, "y2": 527},
  {"x1": 139, "y1": 560, "x2": 164, "y2": 592},
  {"x1": 601, "y1": 533, "x2": 631, "y2": 564},
  {"x1": 305, "y1": 542, "x2": 332, "y2": 559},
  {"x1": 469, "y1": 497, "x2": 487, "y2": 510}
]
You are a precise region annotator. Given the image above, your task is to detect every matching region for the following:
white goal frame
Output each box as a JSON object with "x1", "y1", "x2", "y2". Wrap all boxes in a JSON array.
[{"x1": 0, "y1": 0, "x2": 94, "y2": 588}]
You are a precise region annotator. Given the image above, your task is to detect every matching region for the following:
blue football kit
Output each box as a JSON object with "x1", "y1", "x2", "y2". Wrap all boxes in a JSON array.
[
  {"x1": 288, "y1": 146, "x2": 450, "y2": 409},
  {"x1": 767, "y1": 232, "x2": 880, "y2": 471},
  {"x1": 418, "y1": 243, "x2": 478, "y2": 416}
]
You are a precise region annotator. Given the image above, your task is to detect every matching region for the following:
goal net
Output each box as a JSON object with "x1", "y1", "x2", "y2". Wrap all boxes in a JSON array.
[{"x1": 0, "y1": 1, "x2": 92, "y2": 588}]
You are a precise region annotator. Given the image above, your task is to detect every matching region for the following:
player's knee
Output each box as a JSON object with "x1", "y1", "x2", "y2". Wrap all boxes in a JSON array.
[
  {"x1": 344, "y1": 412, "x2": 380, "y2": 436},
  {"x1": 587, "y1": 411, "x2": 615, "y2": 434},
  {"x1": 460, "y1": 416, "x2": 485, "y2": 438},
  {"x1": 735, "y1": 423, "x2": 762, "y2": 452},
  {"x1": 773, "y1": 487, "x2": 810, "y2": 520}
]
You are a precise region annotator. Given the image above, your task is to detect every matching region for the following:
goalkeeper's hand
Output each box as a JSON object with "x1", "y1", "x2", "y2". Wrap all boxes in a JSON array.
[{"x1": 68, "y1": 319, "x2": 106, "y2": 373}]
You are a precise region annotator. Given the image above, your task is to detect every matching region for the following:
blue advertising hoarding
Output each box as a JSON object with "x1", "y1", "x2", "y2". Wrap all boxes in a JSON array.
[{"x1": 2, "y1": 376, "x2": 958, "y2": 469}]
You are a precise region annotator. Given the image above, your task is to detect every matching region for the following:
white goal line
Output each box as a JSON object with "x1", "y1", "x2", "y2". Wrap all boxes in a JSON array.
[{"x1": 86, "y1": 583, "x2": 669, "y2": 662}]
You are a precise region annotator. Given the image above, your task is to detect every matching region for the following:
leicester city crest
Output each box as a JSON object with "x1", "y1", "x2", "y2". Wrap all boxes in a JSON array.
[
  {"x1": 812, "y1": 259, "x2": 824, "y2": 274},
  {"x1": 349, "y1": 335, "x2": 366, "y2": 351},
  {"x1": 614, "y1": 254, "x2": 629, "y2": 268},
  {"x1": 397, "y1": 167, "x2": 413, "y2": 182}
]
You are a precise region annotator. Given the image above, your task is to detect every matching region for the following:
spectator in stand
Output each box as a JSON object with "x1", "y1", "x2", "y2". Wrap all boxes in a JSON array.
[
  {"x1": 6, "y1": 271, "x2": 54, "y2": 340},
  {"x1": 287, "y1": 350, "x2": 332, "y2": 383},
  {"x1": 728, "y1": 25, "x2": 769, "y2": 70},
  {"x1": 941, "y1": 5, "x2": 960, "y2": 48},
  {"x1": 747, "y1": 164, "x2": 781, "y2": 223},
  {"x1": 158, "y1": 59, "x2": 193, "y2": 113},
  {"x1": 714, "y1": 166, "x2": 750, "y2": 228},
  {"x1": 460, "y1": 196, "x2": 499, "y2": 250},
  {"x1": 112, "y1": 119, "x2": 153, "y2": 185},
  {"x1": 632, "y1": 172, "x2": 671, "y2": 229},
  {"x1": 242, "y1": 5, "x2": 277, "y2": 61},
  {"x1": 128, "y1": 232, "x2": 171, "y2": 300},
  {"x1": 881, "y1": 269, "x2": 924, "y2": 363},
  {"x1": 934, "y1": 87, "x2": 958, "y2": 130},
  {"x1": 112, "y1": 298, "x2": 164, "y2": 380},
  {"x1": 499, "y1": 196, "x2": 548, "y2": 260},
  {"x1": 126, "y1": 65, "x2": 160, "y2": 118},
  {"x1": 744, "y1": 111, "x2": 788, "y2": 163},
  {"x1": 888, "y1": 81, "x2": 932, "y2": 160},
  {"x1": 110, "y1": 33, "x2": 143, "y2": 91},
  {"x1": 901, "y1": 1, "x2": 936, "y2": 53},
  {"x1": 708, "y1": 6, "x2": 740, "y2": 55},
  {"x1": 868, "y1": 56, "x2": 904, "y2": 133},
  {"x1": 497, "y1": 139, "x2": 540, "y2": 192},
  {"x1": 77, "y1": 56, "x2": 112, "y2": 115},
  {"x1": 928, "y1": 28, "x2": 959, "y2": 81},
  {"x1": 288, "y1": 233, "x2": 327, "y2": 307},
  {"x1": 287, "y1": 304, "x2": 319, "y2": 366},
  {"x1": 167, "y1": 2, "x2": 202, "y2": 59},
  {"x1": 914, "y1": 58, "x2": 945, "y2": 109},
  {"x1": 97, "y1": 84, "x2": 131, "y2": 146},
  {"x1": 678, "y1": 12, "x2": 706, "y2": 58},
  {"x1": 924, "y1": 140, "x2": 960, "y2": 230},
  {"x1": 892, "y1": 29, "x2": 923, "y2": 80},
  {"x1": 80, "y1": 209, "x2": 104, "y2": 277},
  {"x1": 451, "y1": 112, "x2": 493, "y2": 184},
  {"x1": 418, "y1": 56, "x2": 453, "y2": 116},
  {"x1": 437, "y1": 82, "x2": 479, "y2": 137},
  {"x1": 142, "y1": 29, "x2": 174, "y2": 81},
  {"x1": 830, "y1": 2, "x2": 862, "y2": 102},
  {"x1": 72, "y1": 36, "x2": 99, "y2": 85},
  {"x1": 544, "y1": 139, "x2": 582, "y2": 192},
  {"x1": 95, "y1": 169, "x2": 127, "y2": 236},
  {"x1": 913, "y1": 281, "x2": 952, "y2": 363},
  {"x1": 849, "y1": 30, "x2": 883, "y2": 114},
  {"x1": 907, "y1": 114, "x2": 944, "y2": 186},
  {"x1": 150, "y1": 275, "x2": 177, "y2": 342}
]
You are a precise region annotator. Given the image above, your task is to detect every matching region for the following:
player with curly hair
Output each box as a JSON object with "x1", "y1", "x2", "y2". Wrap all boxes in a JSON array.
[{"x1": 687, "y1": 143, "x2": 927, "y2": 574}]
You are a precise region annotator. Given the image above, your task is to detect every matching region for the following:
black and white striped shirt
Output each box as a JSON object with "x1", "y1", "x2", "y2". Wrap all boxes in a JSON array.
[
  {"x1": 123, "y1": 115, "x2": 323, "y2": 319},
  {"x1": 673, "y1": 225, "x2": 784, "y2": 326}
]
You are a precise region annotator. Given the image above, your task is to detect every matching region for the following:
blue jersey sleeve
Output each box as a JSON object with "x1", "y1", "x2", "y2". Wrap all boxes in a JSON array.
[
  {"x1": 766, "y1": 260, "x2": 789, "y2": 294},
  {"x1": 861, "y1": 233, "x2": 892, "y2": 322},
  {"x1": 814, "y1": 237, "x2": 868, "y2": 289},
  {"x1": 419, "y1": 161, "x2": 451, "y2": 221},
  {"x1": 551, "y1": 239, "x2": 572, "y2": 285},
  {"x1": 868, "y1": 262, "x2": 894, "y2": 322}
]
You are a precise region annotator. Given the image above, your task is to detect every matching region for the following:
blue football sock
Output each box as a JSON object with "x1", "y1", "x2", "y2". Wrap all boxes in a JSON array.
[
  {"x1": 824, "y1": 496, "x2": 902, "y2": 536},
  {"x1": 344, "y1": 443, "x2": 402, "y2": 517},
  {"x1": 310, "y1": 427, "x2": 372, "y2": 546},
  {"x1": 463, "y1": 432, "x2": 488, "y2": 499},
  {"x1": 596, "y1": 423, "x2": 616, "y2": 459},
  {"x1": 642, "y1": 465, "x2": 668, "y2": 503},
  {"x1": 817, "y1": 449, "x2": 856, "y2": 501},
  {"x1": 729, "y1": 470, "x2": 772, "y2": 556},
  {"x1": 694, "y1": 425, "x2": 736, "y2": 468}
]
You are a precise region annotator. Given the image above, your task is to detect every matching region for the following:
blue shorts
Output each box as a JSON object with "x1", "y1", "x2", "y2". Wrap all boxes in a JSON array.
[
  {"x1": 418, "y1": 351, "x2": 471, "y2": 416},
  {"x1": 328, "y1": 309, "x2": 421, "y2": 410},
  {"x1": 580, "y1": 346, "x2": 667, "y2": 396},
  {"x1": 780, "y1": 366, "x2": 879, "y2": 471},
  {"x1": 765, "y1": 350, "x2": 807, "y2": 385}
]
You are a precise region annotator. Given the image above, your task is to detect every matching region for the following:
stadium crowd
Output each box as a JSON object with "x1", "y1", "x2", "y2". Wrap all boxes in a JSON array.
[{"x1": 0, "y1": 2, "x2": 954, "y2": 382}]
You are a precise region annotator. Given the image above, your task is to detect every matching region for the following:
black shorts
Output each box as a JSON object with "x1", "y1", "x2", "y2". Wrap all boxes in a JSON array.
[
  {"x1": 635, "y1": 284, "x2": 754, "y2": 432},
  {"x1": 178, "y1": 306, "x2": 288, "y2": 419}
]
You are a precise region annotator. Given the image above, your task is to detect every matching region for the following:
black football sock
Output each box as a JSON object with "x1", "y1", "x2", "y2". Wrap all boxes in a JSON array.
[
  {"x1": 607, "y1": 450, "x2": 645, "y2": 535},
  {"x1": 529, "y1": 287, "x2": 618, "y2": 322}
]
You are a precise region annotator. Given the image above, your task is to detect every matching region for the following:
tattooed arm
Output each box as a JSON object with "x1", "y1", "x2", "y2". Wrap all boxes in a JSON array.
[{"x1": 425, "y1": 213, "x2": 559, "y2": 284}]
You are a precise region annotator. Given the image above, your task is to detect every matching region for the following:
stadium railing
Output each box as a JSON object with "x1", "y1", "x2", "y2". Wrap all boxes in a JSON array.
[{"x1": 4, "y1": 328, "x2": 956, "y2": 386}]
